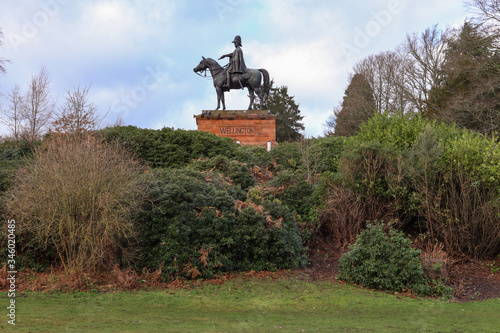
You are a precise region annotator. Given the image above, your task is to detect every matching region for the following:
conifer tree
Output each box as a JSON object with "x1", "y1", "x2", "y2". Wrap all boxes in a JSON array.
[
  {"x1": 427, "y1": 22, "x2": 500, "y2": 134},
  {"x1": 328, "y1": 73, "x2": 376, "y2": 137},
  {"x1": 258, "y1": 81, "x2": 305, "y2": 142}
]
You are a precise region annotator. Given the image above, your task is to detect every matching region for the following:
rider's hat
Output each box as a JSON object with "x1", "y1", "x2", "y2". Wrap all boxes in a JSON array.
[{"x1": 232, "y1": 35, "x2": 242, "y2": 46}]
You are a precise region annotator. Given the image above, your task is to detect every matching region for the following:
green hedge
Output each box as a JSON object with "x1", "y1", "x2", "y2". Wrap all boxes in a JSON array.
[{"x1": 97, "y1": 126, "x2": 240, "y2": 169}]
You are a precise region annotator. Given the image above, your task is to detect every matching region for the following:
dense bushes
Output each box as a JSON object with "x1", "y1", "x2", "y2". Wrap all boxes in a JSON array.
[
  {"x1": 320, "y1": 112, "x2": 500, "y2": 258},
  {"x1": 339, "y1": 223, "x2": 429, "y2": 294},
  {"x1": 1, "y1": 129, "x2": 312, "y2": 276},
  {"x1": 2, "y1": 110, "x2": 499, "y2": 284},
  {"x1": 135, "y1": 169, "x2": 306, "y2": 279}
]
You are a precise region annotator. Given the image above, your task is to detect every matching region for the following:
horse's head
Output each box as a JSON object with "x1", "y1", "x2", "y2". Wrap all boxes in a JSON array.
[{"x1": 193, "y1": 56, "x2": 209, "y2": 74}]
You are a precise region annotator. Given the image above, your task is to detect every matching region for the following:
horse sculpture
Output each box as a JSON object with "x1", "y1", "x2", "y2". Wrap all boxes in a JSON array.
[{"x1": 193, "y1": 57, "x2": 270, "y2": 110}]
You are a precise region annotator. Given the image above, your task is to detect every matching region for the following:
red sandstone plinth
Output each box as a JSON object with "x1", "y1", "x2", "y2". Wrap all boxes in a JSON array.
[{"x1": 195, "y1": 110, "x2": 277, "y2": 147}]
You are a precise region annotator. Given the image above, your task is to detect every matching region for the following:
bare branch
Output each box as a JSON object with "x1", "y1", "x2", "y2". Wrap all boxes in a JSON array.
[
  {"x1": 465, "y1": 0, "x2": 500, "y2": 27},
  {"x1": 52, "y1": 85, "x2": 101, "y2": 134},
  {"x1": 0, "y1": 85, "x2": 24, "y2": 139},
  {"x1": 21, "y1": 66, "x2": 55, "y2": 141}
]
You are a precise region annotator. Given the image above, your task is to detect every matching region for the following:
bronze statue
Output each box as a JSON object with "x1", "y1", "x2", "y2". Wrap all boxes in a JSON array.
[
  {"x1": 193, "y1": 36, "x2": 270, "y2": 110},
  {"x1": 219, "y1": 35, "x2": 247, "y2": 91}
]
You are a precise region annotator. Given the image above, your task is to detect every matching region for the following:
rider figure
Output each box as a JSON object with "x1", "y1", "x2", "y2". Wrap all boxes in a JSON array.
[{"x1": 219, "y1": 35, "x2": 247, "y2": 91}]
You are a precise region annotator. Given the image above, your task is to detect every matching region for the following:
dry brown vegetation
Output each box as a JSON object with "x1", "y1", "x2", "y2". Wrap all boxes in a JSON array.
[{"x1": 4, "y1": 133, "x2": 149, "y2": 272}]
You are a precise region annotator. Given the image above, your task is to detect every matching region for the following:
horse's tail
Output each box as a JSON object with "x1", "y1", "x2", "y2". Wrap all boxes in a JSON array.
[{"x1": 259, "y1": 68, "x2": 270, "y2": 97}]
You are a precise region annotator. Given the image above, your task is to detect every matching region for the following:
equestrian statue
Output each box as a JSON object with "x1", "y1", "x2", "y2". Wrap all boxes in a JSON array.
[{"x1": 193, "y1": 35, "x2": 270, "y2": 110}]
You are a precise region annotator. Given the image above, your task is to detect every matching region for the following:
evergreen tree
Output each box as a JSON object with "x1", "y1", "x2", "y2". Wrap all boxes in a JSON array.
[
  {"x1": 427, "y1": 22, "x2": 500, "y2": 134},
  {"x1": 327, "y1": 73, "x2": 376, "y2": 137},
  {"x1": 258, "y1": 81, "x2": 305, "y2": 142}
]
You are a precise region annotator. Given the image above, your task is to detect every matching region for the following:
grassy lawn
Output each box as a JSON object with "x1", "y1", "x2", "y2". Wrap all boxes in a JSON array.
[{"x1": 2, "y1": 274, "x2": 499, "y2": 332}]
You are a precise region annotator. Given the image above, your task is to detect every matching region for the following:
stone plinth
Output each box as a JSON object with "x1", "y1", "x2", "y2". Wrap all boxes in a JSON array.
[{"x1": 195, "y1": 110, "x2": 277, "y2": 147}]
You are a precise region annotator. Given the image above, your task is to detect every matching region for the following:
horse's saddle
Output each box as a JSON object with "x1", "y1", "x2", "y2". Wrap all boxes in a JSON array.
[{"x1": 240, "y1": 72, "x2": 251, "y2": 80}]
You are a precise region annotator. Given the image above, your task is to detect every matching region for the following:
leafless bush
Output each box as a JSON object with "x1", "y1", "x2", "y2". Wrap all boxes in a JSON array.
[
  {"x1": 318, "y1": 184, "x2": 399, "y2": 247},
  {"x1": 5, "y1": 133, "x2": 148, "y2": 272},
  {"x1": 413, "y1": 169, "x2": 500, "y2": 258},
  {"x1": 439, "y1": 172, "x2": 500, "y2": 258},
  {"x1": 419, "y1": 242, "x2": 453, "y2": 281}
]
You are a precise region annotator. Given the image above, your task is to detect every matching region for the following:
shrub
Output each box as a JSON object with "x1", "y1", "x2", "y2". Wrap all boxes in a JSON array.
[
  {"x1": 339, "y1": 140, "x2": 407, "y2": 203},
  {"x1": 312, "y1": 136, "x2": 346, "y2": 174},
  {"x1": 188, "y1": 155, "x2": 257, "y2": 190},
  {"x1": 442, "y1": 130, "x2": 500, "y2": 190},
  {"x1": 352, "y1": 112, "x2": 437, "y2": 153},
  {"x1": 267, "y1": 170, "x2": 316, "y2": 218},
  {"x1": 267, "y1": 136, "x2": 346, "y2": 176},
  {"x1": 406, "y1": 126, "x2": 500, "y2": 258},
  {"x1": 232, "y1": 200, "x2": 307, "y2": 271},
  {"x1": 411, "y1": 169, "x2": 500, "y2": 258},
  {"x1": 268, "y1": 141, "x2": 302, "y2": 171},
  {"x1": 318, "y1": 184, "x2": 398, "y2": 247},
  {"x1": 4, "y1": 134, "x2": 148, "y2": 272},
  {"x1": 0, "y1": 140, "x2": 34, "y2": 195},
  {"x1": 338, "y1": 223, "x2": 429, "y2": 294},
  {"x1": 232, "y1": 144, "x2": 271, "y2": 167},
  {"x1": 343, "y1": 113, "x2": 500, "y2": 258},
  {"x1": 98, "y1": 126, "x2": 239, "y2": 169},
  {"x1": 135, "y1": 169, "x2": 306, "y2": 280}
]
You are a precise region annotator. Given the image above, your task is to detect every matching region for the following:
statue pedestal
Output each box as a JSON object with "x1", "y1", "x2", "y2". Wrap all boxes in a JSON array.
[{"x1": 195, "y1": 110, "x2": 277, "y2": 148}]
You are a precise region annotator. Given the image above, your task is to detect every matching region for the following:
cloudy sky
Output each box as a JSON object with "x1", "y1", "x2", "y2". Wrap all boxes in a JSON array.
[{"x1": 0, "y1": 0, "x2": 468, "y2": 137}]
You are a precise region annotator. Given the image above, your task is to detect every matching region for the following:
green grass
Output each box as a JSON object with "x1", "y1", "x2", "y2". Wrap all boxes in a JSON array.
[{"x1": 2, "y1": 274, "x2": 499, "y2": 332}]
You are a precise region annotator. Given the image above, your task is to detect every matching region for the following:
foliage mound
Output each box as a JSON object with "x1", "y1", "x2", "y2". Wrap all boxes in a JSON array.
[
  {"x1": 338, "y1": 223, "x2": 429, "y2": 294},
  {"x1": 135, "y1": 168, "x2": 306, "y2": 280},
  {"x1": 98, "y1": 125, "x2": 239, "y2": 169},
  {"x1": 188, "y1": 155, "x2": 257, "y2": 190}
]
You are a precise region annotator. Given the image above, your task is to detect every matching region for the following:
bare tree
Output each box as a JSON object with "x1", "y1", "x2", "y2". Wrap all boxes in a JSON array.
[
  {"x1": 52, "y1": 85, "x2": 101, "y2": 134},
  {"x1": 353, "y1": 51, "x2": 412, "y2": 114},
  {"x1": 22, "y1": 66, "x2": 54, "y2": 141},
  {"x1": 402, "y1": 25, "x2": 449, "y2": 113},
  {"x1": 466, "y1": 0, "x2": 500, "y2": 32},
  {"x1": 0, "y1": 28, "x2": 11, "y2": 75},
  {"x1": 1, "y1": 85, "x2": 24, "y2": 139}
]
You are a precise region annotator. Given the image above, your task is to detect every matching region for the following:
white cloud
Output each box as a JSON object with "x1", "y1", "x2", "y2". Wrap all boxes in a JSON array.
[{"x1": 247, "y1": 39, "x2": 346, "y2": 96}]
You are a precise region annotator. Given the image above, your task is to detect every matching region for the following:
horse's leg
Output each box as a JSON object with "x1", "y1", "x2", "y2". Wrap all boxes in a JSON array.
[
  {"x1": 221, "y1": 90, "x2": 226, "y2": 110},
  {"x1": 255, "y1": 87, "x2": 264, "y2": 110},
  {"x1": 215, "y1": 87, "x2": 221, "y2": 110},
  {"x1": 247, "y1": 87, "x2": 255, "y2": 110}
]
